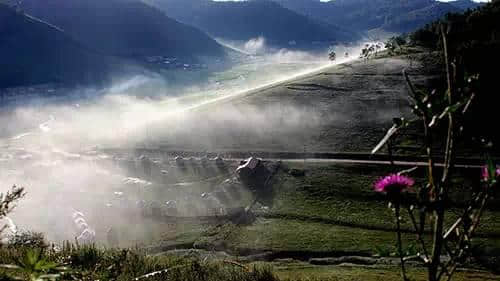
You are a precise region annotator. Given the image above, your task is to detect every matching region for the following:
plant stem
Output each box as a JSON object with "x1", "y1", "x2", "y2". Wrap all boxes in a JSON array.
[
  {"x1": 395, "y1": 204, "x2": 408, "y2": 281},
  {"x1": 407, "y1": 207, "x2": 430, "y2": 261},
  {"x1": 429, "y1": 24, "x2": 456, "y2": 281},
  {"x1": 429, "y1": 204, "x2": 445, "y2": 281}
]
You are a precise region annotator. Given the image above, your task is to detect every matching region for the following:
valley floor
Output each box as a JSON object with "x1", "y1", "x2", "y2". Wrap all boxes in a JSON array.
[{"x1": 2, "y1": 55, "x2": 499, "y2": 280}]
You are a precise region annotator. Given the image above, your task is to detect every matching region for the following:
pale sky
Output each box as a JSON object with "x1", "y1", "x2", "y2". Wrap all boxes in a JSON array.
[
  {"x1": 438, "y1": 0, "x2": 490, "y2": 2},
  {"x1": 212, "y1": 0, "x2": 491, "y2": 2},
  {"x1": 317, "y1": 0, "x2": 491, "y2": 2}
]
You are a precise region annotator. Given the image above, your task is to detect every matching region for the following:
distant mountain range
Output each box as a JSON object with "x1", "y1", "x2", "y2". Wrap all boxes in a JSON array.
[
  {"x1": 20, "y1": 0, "x2": 225, "y2": 59},
  {"x1": 0, "y1": 4, "x2": 119, "y2": 88},
  {"x1": 273, "y1": 0, "x2": 483, "y2": 33},
  {"x1": 1, "y1": 0, "x2": 228, "y2": 88},
  {"x1": 0, "y1": 0, "x2": 485, "y2": 89},
  {"x1": 149, "y1": 0, "x2": 358, "y2": 48}
]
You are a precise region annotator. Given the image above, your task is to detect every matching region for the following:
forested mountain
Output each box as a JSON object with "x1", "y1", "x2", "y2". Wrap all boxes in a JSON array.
[
  {"x1": 273, "y1": 0, "x2": 482, "y2": 33},
  {"x1": 0, "y1": 4, "x2": 117, "y2": 88},
  {"x1": 149, "y1": 0, "x2": 358, "y2": 48},
  {"x1": 20, "y1": 0, "x2": 225, "y2": 59},
  {"x1": 410, "y1": 0, "x2": 500, "y2": 146}
]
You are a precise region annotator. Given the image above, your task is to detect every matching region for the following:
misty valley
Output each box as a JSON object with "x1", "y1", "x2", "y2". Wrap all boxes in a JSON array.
[{"x1": 0, "y1": 37, "x2": 364, "y2": 242}]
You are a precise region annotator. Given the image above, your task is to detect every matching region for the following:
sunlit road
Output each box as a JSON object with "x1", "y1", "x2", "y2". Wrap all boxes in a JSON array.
[
  {"x1": 182, "y1": 56, "x2": 358, "y2": 112},
  {"x1": 102, "y1": 147, "x2": 484, "y2": 170},
  {"x1": 270, "y1": 158, "x2": 481, "y2": 169}
]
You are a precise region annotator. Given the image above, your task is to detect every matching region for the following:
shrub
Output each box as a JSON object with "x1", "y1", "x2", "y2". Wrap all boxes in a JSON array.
[
  {"x1": 373, "y1": 23, "x2": 498, "y2": 281},
  {"x1": 8, "y1": 231, "x2": 46, "y2": 249}
]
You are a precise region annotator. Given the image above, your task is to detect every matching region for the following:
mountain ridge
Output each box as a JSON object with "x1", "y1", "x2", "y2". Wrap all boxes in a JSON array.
[
  {"x1": 0, "y1": 4, "x2": 121, "y2": 88},
  {"x1": 273, "y1": 0, "x2": 483, "y2": 33},
  {"x1": 20, "y1": 0, "x2": 226, "y2": 59},
  {"x1": 149, "y1": 0, "x2": 359, "y2": 48}
]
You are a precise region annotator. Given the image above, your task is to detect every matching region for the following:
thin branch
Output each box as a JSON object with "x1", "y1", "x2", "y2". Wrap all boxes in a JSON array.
[
  {"x1": 398, "y1": 166, "x2": 419, "y2": 176},
  {"x1": 372, "y1": 124, "x2": 399, "y2": 154},
  {"x1": 407, "y1": 207, "x2": 430, "y2": 261}
]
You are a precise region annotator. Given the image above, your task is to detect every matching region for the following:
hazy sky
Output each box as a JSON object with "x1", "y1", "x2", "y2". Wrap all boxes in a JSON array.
[
  {"x1": 212, "y1": 0, "x2": 491, "y2": 2},
  {"x1": 438, "y1": 0, "x2": 490, "y2": 2},
  {"x1": 317, "y1": 0, "x2": 491, "y2": 2}
]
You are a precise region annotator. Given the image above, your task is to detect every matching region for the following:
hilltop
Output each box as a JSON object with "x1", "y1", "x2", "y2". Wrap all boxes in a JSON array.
[
  {"x1": 273, "y1": 0, "x2": 482, "y2": 34},
  {"x1": 410, "y1": 0, "x2": 500, "y2": 146},
  {"x1": 149, "y1": 0, "x2": 357, "y2": 49},
  {"x1": 20, "y1": 0, "x2": 225, "y2": 60}
]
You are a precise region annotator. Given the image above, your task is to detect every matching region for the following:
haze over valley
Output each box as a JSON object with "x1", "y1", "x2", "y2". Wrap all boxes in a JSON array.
[{"x1": 0, "y1": 1, "x2": 499, "y2": 280}]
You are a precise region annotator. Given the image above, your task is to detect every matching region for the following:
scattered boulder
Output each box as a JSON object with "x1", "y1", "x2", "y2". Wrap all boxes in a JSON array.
[
  {"x1": 139, "y1": 155, "x2": 152, "y2": 178},
  {"x1": 72, "y1": 211, "x2": 95, "y2": 244},
  {"x1": 214, "y1": 156, "x2": 225, "y2": 167},
  {"x1": 274, "y1": 258, "x2": 297, "y2": 264},
  {"x1": 187, "y1": 157, "x2": 196, "y2": 165},
  {"x1": 213, "y1": 189, "x2": 230, "y2": 205},
  {"x1": 175, "y1": 156, "x2": 184, "y2": 166},
  {"x1": 238, "y1": 252, "x2": 275, "y2": 262},
  {"x1": 227, "y1": 207, "x2": 255, "y2": 225},
  {"x1": 77, "y1": 228, "x2": 96, "y2": 244},
  {"x1": 106, "y1": 227, "x2": 119, "y2": 248},
  {"x1": 193, "y1": 239, "x2": 227, "y2": 252},
  {"x1": 150, "y1": 202, "x2": 162, "y2": 218},
  {"x1": 164, "y1": 201, "x2": 179, "y2": 216},
  {"x1": 223, "y1": 183, "x2": 243, "y2": 201},
  {"x1": 166, "y1": 249, "x2": 233, "y2": 260},
  {"x1": 236, "y1": 157, "x2": 262, "y2": 179},
  {"x1": 236, "y1": 158, "x2": 271, "y2": 190},
  {"x1": 309, "y1": 256, "x2": 377, "y2": 266},
  {"x1": 289, "y1": 168, "x2": 305, "y2": 177},
  {"x1": 376, "y1": 257, "x2": 424, "y2": 267},
  {"x1": 122, "y1": 177, "x2": 152, "y2": 187},
  {"x1": 200, "y1": 156, "x2": 209, "y2": 166}
]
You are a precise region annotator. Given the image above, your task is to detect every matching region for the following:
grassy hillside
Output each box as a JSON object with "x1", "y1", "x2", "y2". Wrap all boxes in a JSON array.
[{"x1": 182, "y1": 162, "x2": 500, "y2": 258}]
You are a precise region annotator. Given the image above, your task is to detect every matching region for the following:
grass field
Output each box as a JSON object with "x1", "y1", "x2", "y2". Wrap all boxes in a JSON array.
[
  {"x1": 142, "y1": 160, "x2": 500, "y2": 273},
  {"x1": 179, "y1": 161, "x2": 500, "y2": 251},
  {"x1": 1, "y1": 243, "x2": 499, "y2": 281},
  {"x1": 273, "y1": 264, "x2": 500, "y2": 281}
]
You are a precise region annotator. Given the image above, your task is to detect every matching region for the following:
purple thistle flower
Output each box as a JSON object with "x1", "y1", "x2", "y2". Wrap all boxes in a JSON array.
[
  {"x1": 481, "y1": 165, "x2": 500, "y2": 182},
  {"x1": 374, "y1": 174, "x2": 414, "y2": 194},
  {"x1": 481, "y1": 166, "x2": 489, "y2": 182}
]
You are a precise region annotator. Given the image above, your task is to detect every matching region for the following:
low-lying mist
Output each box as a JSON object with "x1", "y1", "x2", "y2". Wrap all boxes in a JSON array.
[{"x1": 0, "y1": 39, "x2": 380, "y2": 246}]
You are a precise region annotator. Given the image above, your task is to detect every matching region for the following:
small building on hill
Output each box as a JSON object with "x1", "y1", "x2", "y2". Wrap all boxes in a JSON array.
[{"x1": 236, "y1": 157, "x2": 262, "y2": 178}]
